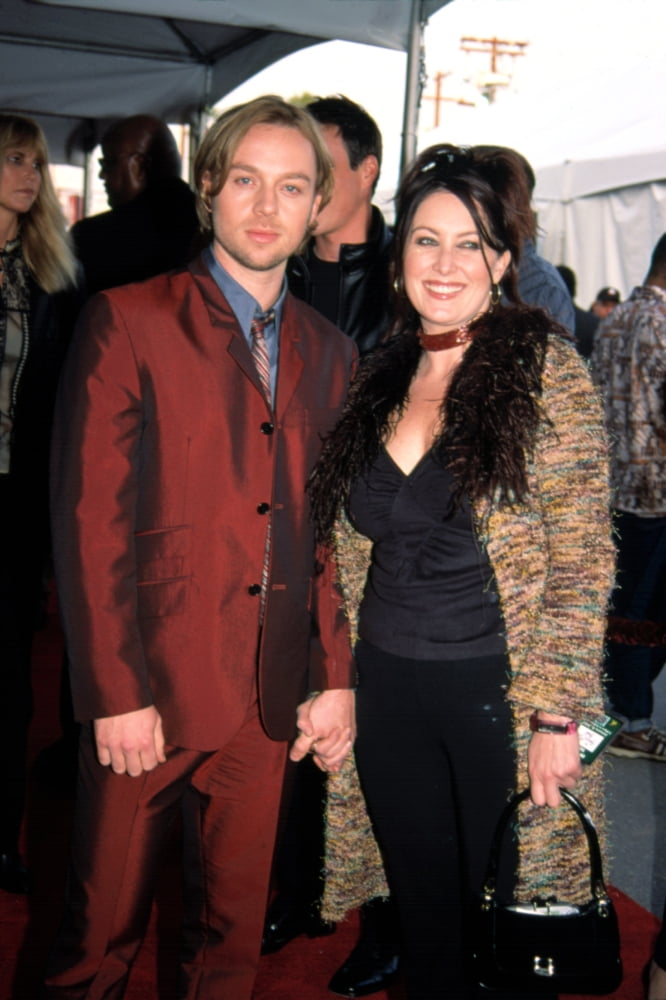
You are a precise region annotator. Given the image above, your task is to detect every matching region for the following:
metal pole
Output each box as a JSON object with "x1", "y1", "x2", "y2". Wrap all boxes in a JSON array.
[
  {"x1": 81, "y1": 149, "x2": 91, "y2": 217},
  {"x1": 399, "y1": 0, "x2": 427, "y2": 179},
  {"x1": 186, "y1": 62, "x2": 214, "y2": 181}
]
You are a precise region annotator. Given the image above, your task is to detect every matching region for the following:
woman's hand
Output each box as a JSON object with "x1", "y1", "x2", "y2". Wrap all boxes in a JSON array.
[
  {"x1": 528, "y1": 712, "x2": 582, "y2": 807},
  {"x1": 290, "y1": 689, "x2": 356, "y2": 773}
]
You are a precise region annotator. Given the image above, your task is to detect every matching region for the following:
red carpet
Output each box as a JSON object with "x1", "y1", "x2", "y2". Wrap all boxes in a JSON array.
[{"x1": 0, "y1": 595, "x2": 659, "y2": 999}]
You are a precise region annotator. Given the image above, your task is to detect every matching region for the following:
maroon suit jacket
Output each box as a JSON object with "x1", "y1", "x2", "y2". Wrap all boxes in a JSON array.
[{"x1": 50, "y1": 255, "x2": 355, "y2": 750}]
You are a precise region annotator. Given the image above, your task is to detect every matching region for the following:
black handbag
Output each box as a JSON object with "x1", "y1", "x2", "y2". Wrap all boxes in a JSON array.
[{"x1": 471, "y1": 787, "x2": 622, "y2": 995}]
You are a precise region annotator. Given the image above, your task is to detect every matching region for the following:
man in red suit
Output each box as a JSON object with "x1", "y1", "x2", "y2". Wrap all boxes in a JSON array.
[{"x1": 43, "y1": 96, "x2": 356, "y2": 1000}]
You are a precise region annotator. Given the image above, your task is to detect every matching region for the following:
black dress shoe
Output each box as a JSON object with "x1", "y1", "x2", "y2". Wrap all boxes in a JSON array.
[
  {"x1": 328, "y1": 943, "x2": 400, "y2": 998},
  {"x1": 328, "y1": 897, "x2": 400, "y2": 998},
  {"x1": 261, "y1": 897, "x2": 336, "y2": 955},
  {"x1": 0, "y1": 852, "x2": 30, "y2": 894}
]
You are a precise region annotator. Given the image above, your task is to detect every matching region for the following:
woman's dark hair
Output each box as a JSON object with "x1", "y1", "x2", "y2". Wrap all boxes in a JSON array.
[
  {"x1": 308, "y1": 144, "x2": 560, "y2": 544},
  {"x1": 308, "y1": 308, "x2": 549, "y2": 543},
  {"x1": 389, "y1": 143, "x2": 526, "y2": 336}
]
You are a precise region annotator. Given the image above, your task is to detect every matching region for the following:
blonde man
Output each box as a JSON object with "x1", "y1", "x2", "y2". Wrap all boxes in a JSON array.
[{"x1": 43, "y1": 96, "x2": 355, "y2": 1000}]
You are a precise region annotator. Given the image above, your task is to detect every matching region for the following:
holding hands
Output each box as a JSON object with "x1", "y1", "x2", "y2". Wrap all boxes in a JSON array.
[{"x1": 290, "y1": 688, "x2": 356, "y2": 773}]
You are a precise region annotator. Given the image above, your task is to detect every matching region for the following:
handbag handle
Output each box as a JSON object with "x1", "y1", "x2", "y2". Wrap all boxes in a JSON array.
[{"x1": 482, "y1": 787, "x2": 610, "y2": 905}]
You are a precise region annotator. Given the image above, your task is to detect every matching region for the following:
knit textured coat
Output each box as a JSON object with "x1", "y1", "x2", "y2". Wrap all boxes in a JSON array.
[{"x1": 319, "y1": 332, "x2": 615, "y2": 921}]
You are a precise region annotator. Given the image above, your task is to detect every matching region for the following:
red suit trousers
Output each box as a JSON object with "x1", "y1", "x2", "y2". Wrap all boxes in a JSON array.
[{"x1": 42, "y1": 700, "x2": 287, "y2": 999}]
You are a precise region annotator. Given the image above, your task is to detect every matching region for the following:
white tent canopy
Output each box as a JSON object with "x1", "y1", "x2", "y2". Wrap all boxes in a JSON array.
[{"x1": 1, "y1": 0, "x2": 447, "y2": 163}]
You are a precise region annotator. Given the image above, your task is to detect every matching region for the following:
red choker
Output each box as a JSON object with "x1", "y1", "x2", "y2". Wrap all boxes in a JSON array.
[{"x1": 417, "y1": 323, "x2": 476, "y2": 351}]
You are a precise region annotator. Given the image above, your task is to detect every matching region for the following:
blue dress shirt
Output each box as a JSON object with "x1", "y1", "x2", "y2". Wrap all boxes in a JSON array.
[{"x1": 203, "y1": 244, "x2": 286, "y2": 403}]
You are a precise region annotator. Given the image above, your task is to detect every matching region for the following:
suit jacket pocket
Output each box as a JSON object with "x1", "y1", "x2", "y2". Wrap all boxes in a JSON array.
[{"x1": 135, "y1": 525, "x2": 191, "y2": 618}]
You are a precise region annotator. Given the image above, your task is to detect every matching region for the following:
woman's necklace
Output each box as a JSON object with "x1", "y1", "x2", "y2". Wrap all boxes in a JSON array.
[{"x1": 417, "y1": 323, "x2": 475, "y2": 351}]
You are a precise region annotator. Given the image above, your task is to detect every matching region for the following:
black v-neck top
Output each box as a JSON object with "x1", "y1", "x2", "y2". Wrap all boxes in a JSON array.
[{"x1": 347, "y1": 447, "x2": 506, "y2": 661}]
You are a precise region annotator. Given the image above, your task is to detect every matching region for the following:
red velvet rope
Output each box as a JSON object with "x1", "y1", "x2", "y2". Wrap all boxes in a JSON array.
[{"x1": 606, "y1": 616, "x2": 666, "y2": 647}]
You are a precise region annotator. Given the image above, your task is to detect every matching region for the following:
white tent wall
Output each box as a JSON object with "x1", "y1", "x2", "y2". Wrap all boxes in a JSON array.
[{"x1": 535, "y1": 181, "x2": 666, "y2": 310}]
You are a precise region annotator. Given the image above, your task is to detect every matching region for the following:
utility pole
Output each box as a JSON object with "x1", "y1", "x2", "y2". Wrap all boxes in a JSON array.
[
  {"x1": 422, "y1": 71, "x2": 475, "y2": 128},
  {"x1": 460, "y1": 36, "x2": 528, "y2": 102}
]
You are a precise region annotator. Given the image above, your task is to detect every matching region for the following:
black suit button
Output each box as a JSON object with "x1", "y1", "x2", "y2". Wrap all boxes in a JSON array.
[
  {"x1": 257, "y1": 502, "x2": 271, "y2": 515},
  {"x1": 248, "y1": 583, "x2": 262, "y2": 596},
  {"x1": 260, "y1": 422, "x2": 274, "y2": 435}
]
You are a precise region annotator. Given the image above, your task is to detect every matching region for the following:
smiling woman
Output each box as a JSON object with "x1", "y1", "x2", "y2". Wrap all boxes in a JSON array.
[
  {"x1": 307, "y1": 143, "x2": 616, "y2": 999},
  {"x1": 0, "y1": 112, "x2": 79, "y2": 895},
  {"x1": 404, "y1": 189, "x2": 510, "y2": 341}
]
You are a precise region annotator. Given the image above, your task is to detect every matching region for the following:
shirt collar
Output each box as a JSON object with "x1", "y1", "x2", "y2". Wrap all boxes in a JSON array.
[{"x1": 203, "y1": 244, "x2": 286, "y2": 349}]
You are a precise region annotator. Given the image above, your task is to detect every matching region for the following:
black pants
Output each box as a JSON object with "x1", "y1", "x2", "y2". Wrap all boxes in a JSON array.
[
  {"x1": 270, "y1": 752, "x2": 327, "y2": 908},
  {"x1": 354, "y1": 640, "x2": 517, "y2": 1000},
  {"x1": 655, "y1": 897, "x2": 666, "y2": 970},
  {"x1": 604, "y1": 510, "x2": 666, "y2": 725},
  {"x1": 0, "y1": 476, "x2": 47, "y2": 852}
]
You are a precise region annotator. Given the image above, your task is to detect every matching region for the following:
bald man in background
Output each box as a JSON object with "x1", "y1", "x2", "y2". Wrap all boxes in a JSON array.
[{"x1": 71, "y1": 114, "x2": 199, "y2": 294}]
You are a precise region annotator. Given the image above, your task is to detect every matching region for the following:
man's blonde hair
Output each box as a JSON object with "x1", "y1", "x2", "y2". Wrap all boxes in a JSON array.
[{"x1": 193, "y1": 95, "x2": 333, "y2": 234}]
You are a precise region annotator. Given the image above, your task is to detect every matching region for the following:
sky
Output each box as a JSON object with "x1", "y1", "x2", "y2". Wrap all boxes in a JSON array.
[{"x1": 215, "y1": 0, "x2": 665, "y2": 200}]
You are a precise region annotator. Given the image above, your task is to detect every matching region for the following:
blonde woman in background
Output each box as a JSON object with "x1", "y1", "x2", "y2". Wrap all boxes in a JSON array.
[{"x1": 0, "y1": 113, "x2": 79, "y2": 893}]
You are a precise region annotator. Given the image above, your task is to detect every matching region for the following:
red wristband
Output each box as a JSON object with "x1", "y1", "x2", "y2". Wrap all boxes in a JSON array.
[{"x1": 529, "y1": 712, "x2": 578, "y2": 735}]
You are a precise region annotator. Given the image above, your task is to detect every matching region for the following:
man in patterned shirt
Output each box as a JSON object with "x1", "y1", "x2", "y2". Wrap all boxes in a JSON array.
[{"x1": 591, "y1": 233, "x2": 666, "y2": 760}]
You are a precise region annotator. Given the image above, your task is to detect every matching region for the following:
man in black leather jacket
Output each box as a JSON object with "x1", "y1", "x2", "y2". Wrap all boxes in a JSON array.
[
  {"x1": 272, "y1": 97, "x2": 398, "y2": 999},
  {"x1": 287, "y1": 96, "x2": 393, "y2": 356}
]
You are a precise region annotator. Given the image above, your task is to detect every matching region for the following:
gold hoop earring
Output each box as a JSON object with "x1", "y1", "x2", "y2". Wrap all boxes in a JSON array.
[
  {"x1": 393, "y1": 276, "x2": 401, "y2": 294},
  {"x1": 490, "y1": 282, "x2": 501, "y2": 305},
  {"x1": 201, "y1": 194, "x2": 212, "y2": 214}
]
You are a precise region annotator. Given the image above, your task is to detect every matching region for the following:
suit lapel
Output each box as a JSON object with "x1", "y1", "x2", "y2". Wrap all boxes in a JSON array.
[
  {"x1": 189, "y1": 256, "x2": 269, "y2": 406},
  {"x1": 275, "y1": 296, "x2": 304, "y2": 415},
  {"x1": 189, "y1": 258, "x2": 307, "y2": 415}
]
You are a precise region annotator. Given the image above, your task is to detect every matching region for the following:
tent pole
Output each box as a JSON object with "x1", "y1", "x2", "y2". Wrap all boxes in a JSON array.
[
  {"x1": 399, "y1": 0, "x2": 426, "y2": 179},
  {"x1": 186, "y1": 63, "x2": 214, "y2": 182},
  {"x1": 82, "y1": 150, "x2": 91, "y2": 217}
]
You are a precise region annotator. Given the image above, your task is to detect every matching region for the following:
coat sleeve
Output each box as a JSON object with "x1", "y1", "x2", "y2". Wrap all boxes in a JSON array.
[
  {"x1": 306, "y1": 343, "x2": 359, "y2": 695},
  {"x1": 50, "y1": 292, "x2": 152, "y2": 721},
  {"x1": 491, "y1": 337, "x2": 616, "y2": 720},
  {"x1": 308, "y1": 544, "x2": 357, "y2": 693}
]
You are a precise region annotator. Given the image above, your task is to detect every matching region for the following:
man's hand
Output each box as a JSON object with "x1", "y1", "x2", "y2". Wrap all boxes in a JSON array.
[
  {"x1": 94, "y1": 705, "x2": 166, "y2": 777},
  {"x1": 290, "y1": 689, "x2": 355, "y2": 773}
]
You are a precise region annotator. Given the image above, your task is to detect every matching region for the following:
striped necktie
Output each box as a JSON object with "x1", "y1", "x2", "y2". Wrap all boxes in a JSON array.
[
  {"x1": 250, "y1": 308, "x2": 275, "y2": 620},
  {"x1": 250, "y1": 309, "x2": 275, "y2": 407}
]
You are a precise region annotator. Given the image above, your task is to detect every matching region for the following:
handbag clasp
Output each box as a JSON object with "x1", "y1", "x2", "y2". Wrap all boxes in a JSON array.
[{"x1": 534, "y1": 956, "x2": 555, "y2": 977}]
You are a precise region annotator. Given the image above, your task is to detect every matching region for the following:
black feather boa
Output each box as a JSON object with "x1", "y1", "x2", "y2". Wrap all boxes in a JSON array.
[{"x1": 308, "y1": 305, "x2": 558, "y2": 544}]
